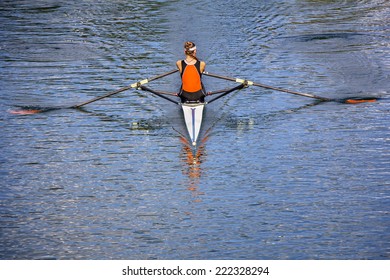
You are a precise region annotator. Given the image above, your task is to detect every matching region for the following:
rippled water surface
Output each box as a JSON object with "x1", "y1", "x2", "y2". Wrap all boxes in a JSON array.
[{"x1": 1, "y1": 0, "x2": 389, "y2": 259}]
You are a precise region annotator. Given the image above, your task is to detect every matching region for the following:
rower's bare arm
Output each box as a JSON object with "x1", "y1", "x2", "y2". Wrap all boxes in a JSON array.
[
  {"x1": 200, "y1": 61, "x2": 206, "y2": 73},
  {"x1": 176, "y1": 60, "x2": 182, "y2": 73}
]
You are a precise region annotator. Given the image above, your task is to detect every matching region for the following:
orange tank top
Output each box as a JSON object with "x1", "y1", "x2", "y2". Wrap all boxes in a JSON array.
[{"x1": 181, "y1": 60, "x2": 202, "y2": 93}]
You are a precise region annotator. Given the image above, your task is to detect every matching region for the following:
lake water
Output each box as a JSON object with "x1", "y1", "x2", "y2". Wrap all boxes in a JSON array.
[{"x1": 0, "y1": 0, "x2": 389, "y2": 260}]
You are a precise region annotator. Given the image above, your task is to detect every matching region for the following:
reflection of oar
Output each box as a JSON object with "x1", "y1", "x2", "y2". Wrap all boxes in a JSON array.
[
  {"x1": 203, "y1": 72, "x2": 377, "y2": 104},
  {"x1": 9, "y1": 69, "x2": 178, "y2": 115},
  {"x1": 72, "y1": 69, "x2": 178, "y2": 108}
]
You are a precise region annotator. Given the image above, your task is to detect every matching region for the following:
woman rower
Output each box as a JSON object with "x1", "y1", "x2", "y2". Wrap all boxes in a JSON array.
[{"x1": 176, "y1": 41, "x2": 206, "y2": 103}]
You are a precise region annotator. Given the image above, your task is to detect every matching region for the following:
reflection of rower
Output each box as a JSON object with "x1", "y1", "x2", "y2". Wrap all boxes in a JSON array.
[
  {"x1": 176, "y1": 41, "x2": 206, "y2": 103},
  {"x1": 180, "y1": 135, "x2": 206, "y2": 202}
]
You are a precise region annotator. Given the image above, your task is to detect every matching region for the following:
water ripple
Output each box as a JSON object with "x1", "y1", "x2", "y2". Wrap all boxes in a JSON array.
[{"x1": 1, "y1": 0, "x2": 389, "y2": 260}]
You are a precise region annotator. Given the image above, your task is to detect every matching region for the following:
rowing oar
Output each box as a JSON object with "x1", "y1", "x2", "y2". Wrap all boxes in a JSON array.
[
  {"x1": 203, "y1": 72, "x2": 377, "y2": 104},
  {"x1": 9, "y1": 69, "x2": 179, "y2": 115},
  {"x1": 72, "y1": 69, "x2": 179, "y2": 108}
]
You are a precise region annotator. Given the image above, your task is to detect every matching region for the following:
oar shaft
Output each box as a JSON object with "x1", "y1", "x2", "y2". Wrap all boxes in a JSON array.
[
  {"x1": 252, "y1": 81, "x2": 330, "y2": 101},
  {"x1": 72, "y1": 85, "x2": 132, "y2": 108},
  {"x1": 72, "y1": 69, "x2": 179, "y2": 108},
  {"x1": 203, "y1": 71, "x2": 331, "y2": 101},
  {"x1": 146, "y1": 69, "x2": 179, "y2": 83}
]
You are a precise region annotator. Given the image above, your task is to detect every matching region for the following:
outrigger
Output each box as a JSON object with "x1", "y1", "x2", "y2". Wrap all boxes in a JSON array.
[{"x1": 10, "y1": 69, "x2": 377, "y2": 147}]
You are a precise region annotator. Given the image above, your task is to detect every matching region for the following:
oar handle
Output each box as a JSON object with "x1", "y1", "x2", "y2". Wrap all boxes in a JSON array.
[
  {"x1": 203, "y1": 71, "x2": 331, "y2": 102},
  {"x1": 72, "y1": 69, "x2": 179, "y2": 108}
]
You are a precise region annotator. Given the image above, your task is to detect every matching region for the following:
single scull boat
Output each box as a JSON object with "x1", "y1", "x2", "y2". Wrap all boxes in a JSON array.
[{"x1": 181, "y1": 102, "x2": 205, "y2": 146}]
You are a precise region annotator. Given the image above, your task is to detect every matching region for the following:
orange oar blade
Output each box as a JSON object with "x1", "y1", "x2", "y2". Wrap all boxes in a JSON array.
[
  {"x1": 8, "y1": 109, "x2": 43, "y2": 115},
  {"x1": 344, "y1": 98, "x2": 377, "y2": 104},
  {"x1": 8, "y1": 106, "x2": 59, "y2": 115}
]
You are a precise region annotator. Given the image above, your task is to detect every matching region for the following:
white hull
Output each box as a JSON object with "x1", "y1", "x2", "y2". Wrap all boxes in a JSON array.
[{"x1": 181, "y1": 103, "x2": 205, "y2": 146}]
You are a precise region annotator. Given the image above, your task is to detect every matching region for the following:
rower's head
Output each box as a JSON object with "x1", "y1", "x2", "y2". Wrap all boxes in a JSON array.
[{"x1": 184, "y1": 41, "x2": 197, "y2": 57}]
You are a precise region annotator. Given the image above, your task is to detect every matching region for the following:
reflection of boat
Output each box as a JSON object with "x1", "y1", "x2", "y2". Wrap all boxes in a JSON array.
[
  {"x1": 180, "y1": 136, "x2": 204, "y2": 179},
  {"x1": 181, "y1": 103, "x2": 205, "y2": 146}
]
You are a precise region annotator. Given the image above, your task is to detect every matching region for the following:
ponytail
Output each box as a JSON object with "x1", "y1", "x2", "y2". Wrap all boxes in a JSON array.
[{"x1": 184, "y1": 41, "x2": 199, "y2": 61}]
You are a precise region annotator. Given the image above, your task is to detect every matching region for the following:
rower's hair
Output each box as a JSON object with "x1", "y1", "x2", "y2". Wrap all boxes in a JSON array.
[{"x1": 184, "y1": 41, "x2": 199, "y2": 61}]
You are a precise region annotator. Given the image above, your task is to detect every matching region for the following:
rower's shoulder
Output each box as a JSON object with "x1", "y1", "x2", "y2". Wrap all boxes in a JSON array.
[
  {"x1": 200, "y1": 61, "x2": 206, "y2": 72},
  {"x1": 176, "y1": 60, "x2": 183, "y2": 71}
]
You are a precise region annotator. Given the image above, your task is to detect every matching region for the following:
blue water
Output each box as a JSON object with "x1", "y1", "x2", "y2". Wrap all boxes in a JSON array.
[{"x1": 0, "y1": 0, "x2": 389, "y2": 259}]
